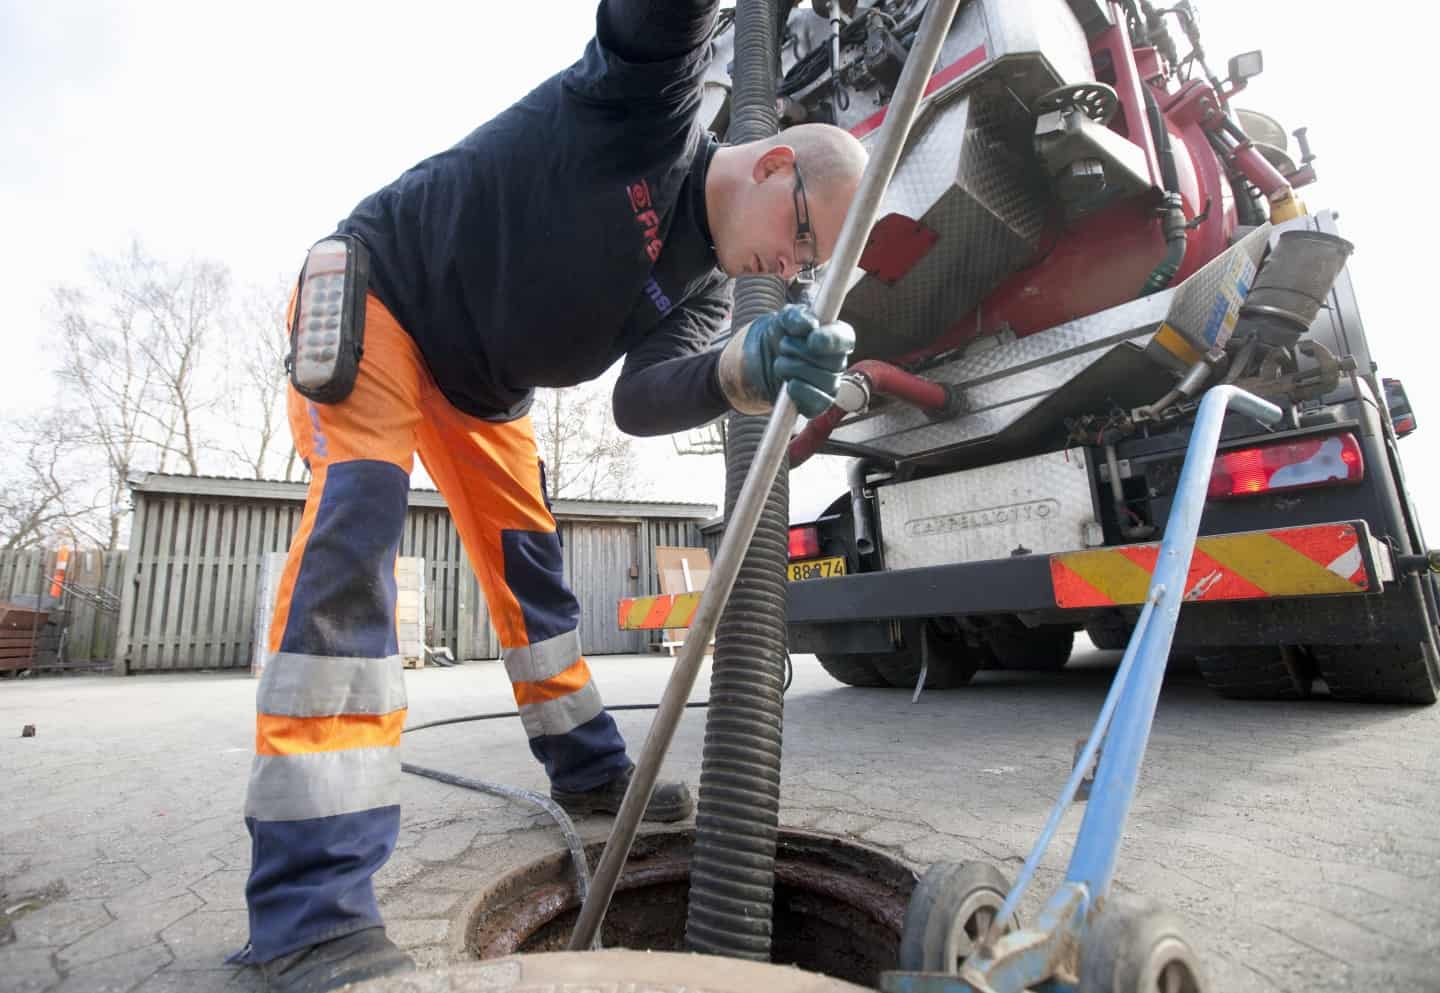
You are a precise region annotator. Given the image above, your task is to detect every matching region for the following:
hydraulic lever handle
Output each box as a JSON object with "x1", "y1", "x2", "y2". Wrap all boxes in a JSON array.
[{"x1": 1293, "y1": 126, "x2": 1315, "y2": 164}]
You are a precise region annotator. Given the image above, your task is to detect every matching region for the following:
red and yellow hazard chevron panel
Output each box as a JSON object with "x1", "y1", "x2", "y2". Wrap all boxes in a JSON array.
[
  {"x1": 1051, "y1": 523, "x2": 1381, "y2": 609},
  {"x1": 620, "y1": 524, "x2": 1386, "y2": 625},
  {"x1": 618, "y1": 591, "x2": 703, "y2": 631}
]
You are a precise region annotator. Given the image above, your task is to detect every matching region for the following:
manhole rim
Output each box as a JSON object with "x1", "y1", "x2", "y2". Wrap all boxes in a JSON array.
[{"x1": 450, "y1": 826, "x2": 919, "y2": 975}]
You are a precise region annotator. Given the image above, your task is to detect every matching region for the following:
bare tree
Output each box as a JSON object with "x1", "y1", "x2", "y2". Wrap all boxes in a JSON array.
[
  {"x1": 0, "y1": 413, "x2": 108, "y2": 550},
  {"x1": 531, "y1": 381, "x2": 638, "y2": 501},
  {"x1": 93, "y1": 242, "x2": 230, "y2": 474},
  {"x1": 222, "y1": 278, "x2": 296, "y2": 480},
  {"x1": 284, "y1": 445, "x2": 304, "y2": 483},
  {"x1": 47, "y1": 243, "x2": 237, "y2": 545},
  {"x1": 53, "y1": 279, "x2": 158, "y2": 549}
]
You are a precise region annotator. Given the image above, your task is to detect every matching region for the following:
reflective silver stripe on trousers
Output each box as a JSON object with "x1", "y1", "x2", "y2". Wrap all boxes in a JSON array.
[
  {"x1": 257, "y1": 653, "x2": 408, "y2": 718},
  {"x1": 502, "y1": 629, "x2": 583, "y2": 684},
  {"x1": 519, "y1": 682, "x2": 603, "y2": 739},
  {"x1": 245, "y1": 748, "x2": 400, "y2": 822}
]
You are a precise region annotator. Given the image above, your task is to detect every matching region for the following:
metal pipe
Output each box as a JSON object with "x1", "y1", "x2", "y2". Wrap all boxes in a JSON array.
[
  {"x1": 984, "y1": 589, "x2": 1163, "y2": 946},
  {"x1": 1133, "y1": 355, "x2": 1211, "y2": 422},
  {"x1": 847, "y1": 457, "x2": 881, "y2": 556},
  {"x1": 1102, "y1": 1, "x2": 1162, "y2": 186},
  {"x1": 1175, "y1": 358, "x2": 1212, "y2": 396},
  {"x1": 1105, "y1": 443, "x2": 1153, "y2": 540},
  {"x1": 1065, "y1": 386, "x2": 1281, "y2": 897},
  {"x1": 566, "y1": 0, "x2": 965, "y2": 951},
  {"x1": 1104, "y1": 444, "x2": 1125, "y2": 515}
]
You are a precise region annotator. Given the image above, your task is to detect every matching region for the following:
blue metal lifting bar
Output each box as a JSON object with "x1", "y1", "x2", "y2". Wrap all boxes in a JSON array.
[{"x1": 884, "y1": 384, "x2": 1283, "y2": 993}]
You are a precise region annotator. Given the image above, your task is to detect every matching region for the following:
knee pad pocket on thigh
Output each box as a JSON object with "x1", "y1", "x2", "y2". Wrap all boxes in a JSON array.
[
  {"x1": 501, "y1": 529, "x2": 580, "y2": 644},
  {"x1": 282, "y1": 460, "x2": 410, "y2": 657}
]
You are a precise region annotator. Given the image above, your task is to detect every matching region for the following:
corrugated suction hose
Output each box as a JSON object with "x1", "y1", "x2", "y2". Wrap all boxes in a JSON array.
[{"x1": 683, "y1": 0, "x2": 791, "y2": 962}]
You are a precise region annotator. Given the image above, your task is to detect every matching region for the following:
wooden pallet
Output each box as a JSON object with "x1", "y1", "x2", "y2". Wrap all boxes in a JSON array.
[{"x1": 0, "y1": 603, "x2": 48, "y2": 672}]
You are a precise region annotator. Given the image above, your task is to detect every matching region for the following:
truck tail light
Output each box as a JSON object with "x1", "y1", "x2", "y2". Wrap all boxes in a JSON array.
[
  {"x1": 1208, "y1": 433, "x2": 1364, "y2": 500},
  {"x1": 1395, "y1": 415, "x2": 1416, "y2": 437},
  {"x1": 788, "y1": 525, "x2": 822, "y2": 561}
]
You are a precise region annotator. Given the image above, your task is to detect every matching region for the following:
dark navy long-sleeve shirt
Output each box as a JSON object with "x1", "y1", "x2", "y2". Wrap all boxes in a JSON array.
[{"x1": 335, "y1": 0, "x2": 732, "y2": 435}]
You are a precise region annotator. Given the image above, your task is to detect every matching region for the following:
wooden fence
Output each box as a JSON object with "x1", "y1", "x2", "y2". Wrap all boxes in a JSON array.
[
  {"x1": 113, "y1": 473, "x2": 715, "y2": 674},
  {"x1": 0, "y1": 548, "x2": 125, "y2": 667}
]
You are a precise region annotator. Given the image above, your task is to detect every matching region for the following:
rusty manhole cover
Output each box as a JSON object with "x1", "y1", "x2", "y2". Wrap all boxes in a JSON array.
[{"x1": 464, "y1": 828, "x2": 917, "y2": 989}]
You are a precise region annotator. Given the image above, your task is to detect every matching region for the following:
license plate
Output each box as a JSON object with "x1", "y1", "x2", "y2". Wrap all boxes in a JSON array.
[{"x1": 787, "y1": 556, "x2": 847, "y2": 581}]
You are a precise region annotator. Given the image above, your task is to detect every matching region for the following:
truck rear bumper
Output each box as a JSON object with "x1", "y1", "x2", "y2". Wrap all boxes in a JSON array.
[
  {"x1": 619, "y1": 521, "x2": 1421, "y2": 651},
  {"x1": 788, "y1": 520, "x2": 1389, "y2": 620},
  {"x1": 784, "y1": 520, "x2": 1426, "y2": 652}
]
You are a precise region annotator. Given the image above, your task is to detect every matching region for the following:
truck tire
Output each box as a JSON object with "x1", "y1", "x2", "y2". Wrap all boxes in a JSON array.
[
  {"x1": 982, "y1": 619, "x2": 1074, "y2": 672},
  {"x1": 873, "y1": 622, "x2": 981, "y2": 690},
  {"x1": 1084, "y1": 614, "x2": 1133, "y2": 652},
  {"x1": 873, "y1": 649, "x2": 976, "y2": 690},
  {"x1": 1194, "y1": 646, "x2": 1312, "y2": 700},
  {"x1": 1311, "y1": 643, "x2": 1440, "y2": 704},
  {"x1": 816, "y1": 653, "x2": 889, "y2": 688}
]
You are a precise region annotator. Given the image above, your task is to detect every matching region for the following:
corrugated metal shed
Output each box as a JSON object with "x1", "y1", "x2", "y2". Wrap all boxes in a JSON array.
[
  {"x1": 700, "y1": 516, "x2": 725, "y2": 562},
  {"x1": 114, "y1": 472, "x2": 715, "y2": 673}
]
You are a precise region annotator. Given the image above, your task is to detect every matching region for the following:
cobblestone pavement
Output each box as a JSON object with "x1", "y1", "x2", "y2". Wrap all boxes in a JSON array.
[{"x1": 2, "y1": 647, "x2": 1438, "y2": 992}]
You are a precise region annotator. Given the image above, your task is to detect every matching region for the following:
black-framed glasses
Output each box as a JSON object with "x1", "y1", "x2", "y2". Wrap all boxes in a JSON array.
[{"x1": 793, "y1": 163, "x2": 818, "y2": 284}]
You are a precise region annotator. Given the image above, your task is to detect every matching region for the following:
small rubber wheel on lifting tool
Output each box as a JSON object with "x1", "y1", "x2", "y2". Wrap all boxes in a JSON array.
[
  {"x1": 1079, "y1": 897, "x2": 1207, "y2": 993},
  {"x1": 898, "y1": 862, "x2": 1018, "y2": 973}
]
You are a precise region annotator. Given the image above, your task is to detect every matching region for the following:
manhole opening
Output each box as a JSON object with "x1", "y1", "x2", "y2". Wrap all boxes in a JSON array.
[{"x1": 466, "y1": 828, "x2": 917, "y2": 988}]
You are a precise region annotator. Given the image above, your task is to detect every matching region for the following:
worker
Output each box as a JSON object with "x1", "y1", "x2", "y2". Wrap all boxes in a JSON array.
[{"x1": 236, "y1": 1, "x2": 866, "y2": 990}]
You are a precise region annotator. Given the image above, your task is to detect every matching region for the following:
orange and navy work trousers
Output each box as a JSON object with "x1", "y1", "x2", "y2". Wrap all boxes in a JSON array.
[{"x1": 239, "y1": 294, "x2": 628, "y2": 962}]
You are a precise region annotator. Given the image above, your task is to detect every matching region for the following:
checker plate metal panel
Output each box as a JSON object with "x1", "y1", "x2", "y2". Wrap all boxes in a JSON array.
[{"x1": 878, "y1": 448, "x2": 1097, "y2": 569}]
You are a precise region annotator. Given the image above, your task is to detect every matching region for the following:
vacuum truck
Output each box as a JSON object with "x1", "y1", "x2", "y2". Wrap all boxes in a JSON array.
[{"x1": 700, "y1": 0, "x2": 1440, "y2": 702}]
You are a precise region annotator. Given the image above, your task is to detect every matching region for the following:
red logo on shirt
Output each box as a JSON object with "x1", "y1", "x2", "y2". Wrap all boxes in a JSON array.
[{"x1": 626, "y1": 180, "x2": 663, "y2": 262}]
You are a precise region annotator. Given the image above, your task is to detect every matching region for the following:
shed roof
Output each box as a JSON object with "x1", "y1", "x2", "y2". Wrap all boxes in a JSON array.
[{"x1": 125, "y1": 472, "x2": 717, "y2": 521}]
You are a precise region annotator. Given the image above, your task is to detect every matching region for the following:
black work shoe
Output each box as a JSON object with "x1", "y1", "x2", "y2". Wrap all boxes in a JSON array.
[
  {"x1": 260, "y1": 927, "x2": 416, "y2": 993},
  {"x1": 551, "y1": 764, "x2": 694, "y2": 822}
]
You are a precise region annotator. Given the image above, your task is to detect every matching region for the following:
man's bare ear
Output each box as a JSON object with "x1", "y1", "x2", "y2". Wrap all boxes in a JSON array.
[{"x1": 750, "y1": 143, "x2": 797, "y2": 183}]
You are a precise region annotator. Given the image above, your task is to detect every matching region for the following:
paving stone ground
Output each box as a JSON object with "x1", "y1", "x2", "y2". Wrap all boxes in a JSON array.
[{"x1": 2, "y1": 647, "x2": 1438, "y2": 992}]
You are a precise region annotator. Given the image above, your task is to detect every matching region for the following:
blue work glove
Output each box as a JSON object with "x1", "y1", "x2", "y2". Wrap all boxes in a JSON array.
[{"x1": 719, "y1": 304, "x2": 856, "y2": 418}]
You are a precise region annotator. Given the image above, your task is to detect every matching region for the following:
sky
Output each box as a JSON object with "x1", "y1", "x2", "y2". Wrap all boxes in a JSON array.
[{"x1": 2, "y1": 0, "x2": 1436, "y2": 535}]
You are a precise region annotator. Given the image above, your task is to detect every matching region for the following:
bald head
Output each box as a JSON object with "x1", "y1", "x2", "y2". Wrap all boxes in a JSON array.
[
  {"x1": 751, "y1": 123, "x2": 868, "y2": 200},
  {"x1": 705, "y1": 123, "x2": 868, "y2": 282}
]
